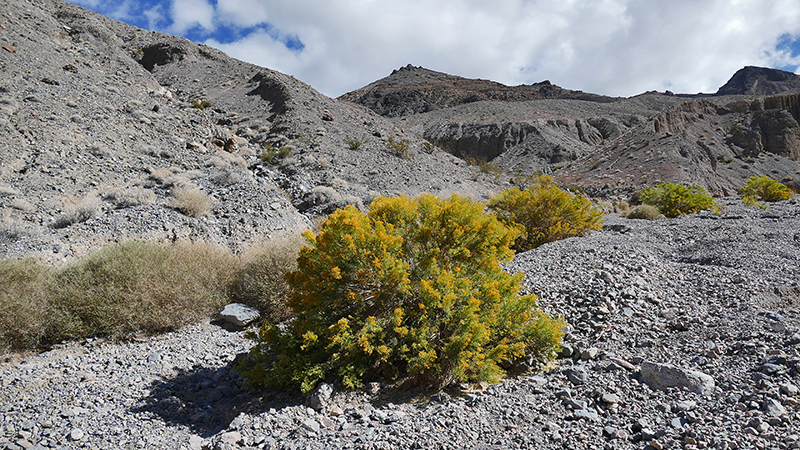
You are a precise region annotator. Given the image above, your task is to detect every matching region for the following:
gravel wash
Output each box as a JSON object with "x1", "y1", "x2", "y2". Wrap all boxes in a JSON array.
[{"x1": 2, "y1": 198, "x2": 800, "y2": 450}]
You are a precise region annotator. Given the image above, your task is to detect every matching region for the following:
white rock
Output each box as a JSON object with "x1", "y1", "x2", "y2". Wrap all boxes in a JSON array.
[
  {"x1": 219, "y1": 303, "x2": 260, "y2": 327},
  {"x1": 640, "y1": 361, "x2": 715, "y2": 396}
]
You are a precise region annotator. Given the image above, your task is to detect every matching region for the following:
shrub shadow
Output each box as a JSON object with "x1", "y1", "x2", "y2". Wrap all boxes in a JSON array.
[{"x1": 129, "y1": 349, "x2": 305, "y2": 438}]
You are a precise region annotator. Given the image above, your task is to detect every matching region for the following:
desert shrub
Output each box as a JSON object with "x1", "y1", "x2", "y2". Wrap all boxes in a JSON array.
[
  {"x1": 232, "y1": 236, "x2": 305, "y2": 323},
  {"x1": 615, "y1": 201, "x2": 631, "y2": 214},
  {"x1": 172, "y1": 185, "x2": 211, "y2": 217},
  {"x1": 191, "y1": 100, "x2": 212, "y2": 110},
  {"x1": 51, "y1": 196, "x2": 101, "y2": 229},
  {"x1": 0, "y1": 258, "x2": 52, "y2": 352},
  {"x1": 625, "y1": 204, "x2": 662, "y2": 220},
  {"x1": 466, "y1": 157, "x2": 504, "y2": 180},
  {"x1": 48, "y1": 241, "x2": 238, "y2": 342},
  {"x1": 104, "y1": 187, "x2": 156, "y2": 208},
  {"x1": 344, "y1": 134, "x2": 365, "y2": 151},
  {"x1": 738, "y1": 176, "x2": 791, "y2": 206},
  {"x1": 639, "y1": 183, "x2": 714, "y2": 218},
  {"x1": 259, "y1": 144, "x2": 291, "y2": 164},
  {"x1": 237, "y1": 194, "x2": 564, "y2": 393},
  {"x1": 0, "y1": 241, "x2": 240, "y2": 352},
  {"x1": 386, "y1": 136, "x2": 410, "y2": 159},
  {"x1": 487, "y1": 175, "x2": 604, "y2": 252}
]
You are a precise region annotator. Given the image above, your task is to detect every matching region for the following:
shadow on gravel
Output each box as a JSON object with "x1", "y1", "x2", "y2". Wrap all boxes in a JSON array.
[{"x1": 129, "y1": 341, "x2": 305, "y2": 437}]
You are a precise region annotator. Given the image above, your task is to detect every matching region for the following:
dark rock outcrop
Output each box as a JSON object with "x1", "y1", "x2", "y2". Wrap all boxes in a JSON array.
[{"x1": 715, "y1": 66, "x2": 800, "y2": 96}]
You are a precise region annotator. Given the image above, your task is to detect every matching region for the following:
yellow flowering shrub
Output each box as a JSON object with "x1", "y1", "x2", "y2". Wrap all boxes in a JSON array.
[
  {"x1": 738, "y1": 176, "x2": 792, "y2": 207},
  {"x1": 487, "y1": 175, "x2": 604, "y2": 251},
  {"x1": 236, "y1": 194, "x2": 564, "y2": 393}
]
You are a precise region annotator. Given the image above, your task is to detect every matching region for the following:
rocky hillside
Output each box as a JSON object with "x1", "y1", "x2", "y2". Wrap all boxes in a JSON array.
[
  {"x1": 0, "y1": 0, "x2": 495, "y2": 264},
  {"x1": 342, "y1": 66, "x2": 800, "y2": 198}
]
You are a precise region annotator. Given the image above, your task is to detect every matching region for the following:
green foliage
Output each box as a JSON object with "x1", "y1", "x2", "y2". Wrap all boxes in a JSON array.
[
  {"x1": 625, "y1": 204, "x2": 662, "y2": 220},
  {"x1": 386, "y1": 136, "x2": 411, "y2": 159},
  {"x1": 259, "y1": 144, "x2": 291, "y2": 164},
  {"x1": 344, "y1": 134, "x2": 365, "y2": 151},
  {"x1": 0, "y1": 242, "x2": 239, "y2": 353},
  {"x1": 487, "y1": 175, "x2": 604, "y2": 252},
  {"x1": 738, "y1": 176, "x2": 792, "y2": 207},
  {"x1": 639, "y1": 183, "x2": 715, "y2": 218},
  {"x1": 466, "y1": 157, "x2": 504, "y2": 180},
  {"x1": 237, "y1": 194, "x2": 564, "y2": 394},
  {"x1": 191, "y1": 100, "x2": 212, "y2": 110}
]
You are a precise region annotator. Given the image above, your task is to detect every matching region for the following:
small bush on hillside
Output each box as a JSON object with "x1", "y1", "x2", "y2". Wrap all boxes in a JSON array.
[
  {"x1": 344, "y1": 134, "x2": 365, "y2": 151},
  {"x1": 625, "y1": 204, "x2": 662, "y2": 220},
  {"x1": 639, "y1": 183, "x2": 715, "y2": 218},
  {"x1": 232, "y1": 236, "x2": 305, "y2": 323},
  {"x1": 51, "y1": 196, "x2": 101, "y2": 229},
  {"x1": 191, "y1": 100, "x2": 212, "y2": 110},
  {"x1": 386, "y1": 136, "x2": 410, "y2": 159},
  {"x1": 259, "y1": 144, "x2": 291, "y2": 164},
  {"x1": 172, "y1": 185, "x2": 211, "y2": 218},
  {"x1": 466, "y1": 157, "x2": 504, "y2": 180},
  {"x1": 738, "y1": 176, "x2": 792, "y2": 207},
  {"x1": 236, "y1": 194, "x2": 564, "y2": 394},
  {"x1": 487, "y1": 175, "x2": 604, "y2": 252}
]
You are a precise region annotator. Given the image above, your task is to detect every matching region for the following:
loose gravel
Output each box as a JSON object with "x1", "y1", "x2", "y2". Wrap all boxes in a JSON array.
[{"x1": 2, "y1": 198, "x2": 799, "y2": 450}]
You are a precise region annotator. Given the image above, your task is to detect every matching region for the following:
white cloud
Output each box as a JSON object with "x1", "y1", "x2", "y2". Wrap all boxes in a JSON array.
[
  {"x1": 69, "y1": 0, "x2": 800, "y2": 98},
  {"x1": 168, "y1": 0, "x2": 215, "y2": 35}
]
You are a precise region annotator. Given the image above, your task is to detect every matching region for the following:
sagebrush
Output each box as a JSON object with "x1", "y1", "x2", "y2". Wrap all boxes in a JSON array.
[
  {"x1": 487, "y1": 175, "x2": 604, "y2": 251},
  {"x1": 625, "y1": 204, "x2": 662, "y2": 220},
  {"x1": 236, "y1": 194, "x2": 564, "y2": 393}
]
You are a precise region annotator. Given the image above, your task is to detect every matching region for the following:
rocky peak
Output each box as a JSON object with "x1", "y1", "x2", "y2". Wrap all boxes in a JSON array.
[{"x1": 715, "y1": 66, "x2": 800, "y2": 96}]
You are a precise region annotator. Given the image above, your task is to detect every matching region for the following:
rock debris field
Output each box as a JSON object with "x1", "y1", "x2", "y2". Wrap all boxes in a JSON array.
[{"x1": 2, "y1": 198, "x2": 800, "y2": 450}]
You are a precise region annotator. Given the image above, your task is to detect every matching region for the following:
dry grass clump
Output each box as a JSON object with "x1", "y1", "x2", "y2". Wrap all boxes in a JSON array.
[
  {"x1": 104, "y1": 187, "x2": 156, "y2": 208},
  {"x1": 625, "y1": 204, "x2": 662, "y2": 220},
  {"x1": 51, "y1": 196, "x2": 102, "y2": 229},
  {"x1": 172, "y1": 185, "x2": 212, "y2": 217},
  {"x1": 0, "y1": 241, "x2": 240, "y2": 353},
  {"x1": 231, "y1": 236, "x2": 305, "y2": 323}
]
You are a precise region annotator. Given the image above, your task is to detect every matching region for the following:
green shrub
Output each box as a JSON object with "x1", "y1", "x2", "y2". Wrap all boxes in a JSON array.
[
  {"x1": 386, "y1": 136, "x2": 410, "y2": 159},
  {"x1": 639, "y1": 182, "x2": 715, "y2": 218},
  {"x1": 487, "y1": 175, "x2": 604, "y2": 252},
  {"x1": 625, "y1": 204, "x2": 662, "y2": 220},
  {"x1": 191, "y1": 100, "x2": 212, "y2": 110},
  {"x1": 237, "y1": 194, "x2": 564, "y2": 394},
  {"x1": 738, "y1": 176, "x2": 791, "y2": 207},
  {"x1": 466, "y1": 157, "x2": 504, "y2": 180},
  {"x1": 259, "y1": 144, "x2": 291, "y2": 164},
  {"x1": 232, "y1": 236, "x2": 305, "y2": 323},
  {"x1": 344, "y1": 134, "x2": 365, "y2": 151}
]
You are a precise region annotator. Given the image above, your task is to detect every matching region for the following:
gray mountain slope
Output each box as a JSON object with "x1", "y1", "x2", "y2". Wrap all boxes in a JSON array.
[{"x1": 0, "y1": 0, "x2": 496, "y2": 263}]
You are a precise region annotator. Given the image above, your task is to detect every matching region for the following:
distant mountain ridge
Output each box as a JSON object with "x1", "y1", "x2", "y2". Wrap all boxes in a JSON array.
[{"x1": 716, "y1": 66, "x2": 800, "y2": 96}]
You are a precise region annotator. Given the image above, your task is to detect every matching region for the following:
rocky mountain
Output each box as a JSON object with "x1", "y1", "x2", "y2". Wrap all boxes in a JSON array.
[
  {"x1": 342, "y1": 66, "x2": 800, "y2": 197},
  {"x1": 0, "y1": 0, "x2": 495, "y2": 263},
  {"x1": 716, "y1": 66, "x2": 800, "y2": 96}
]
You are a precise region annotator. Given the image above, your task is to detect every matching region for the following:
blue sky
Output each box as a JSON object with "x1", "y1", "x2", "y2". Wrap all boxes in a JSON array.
[{"x1": 67, "y1": 0, "x2": 800, "y2": 98}]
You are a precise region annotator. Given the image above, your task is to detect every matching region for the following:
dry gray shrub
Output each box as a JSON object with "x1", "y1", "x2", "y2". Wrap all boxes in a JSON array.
[
  {"x1": 51, "y1": 196, "x2": 101, "y2": 229},
  {"x1": 625, "y1": 204, "x2": 662, "y2": 220},
  {"x1": 104, "y1": 187, "x2": 156, "y2": 208},
  {"x1": 171, "y1": 185, "x2": 211, "y2": 217}
]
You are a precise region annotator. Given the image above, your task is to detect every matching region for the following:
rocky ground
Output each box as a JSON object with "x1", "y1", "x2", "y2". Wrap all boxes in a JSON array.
[{"x1": 2, "y1": 197, "x2": 798, "y2": 450}]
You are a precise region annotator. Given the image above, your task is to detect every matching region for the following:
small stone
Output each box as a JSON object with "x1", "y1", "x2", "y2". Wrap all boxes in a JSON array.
[
  {"x1": 649, "y1": 440, "x2": 664, "y2": 450},
  {"x1": 219, "y1": 431, "x2": 241, "y2": 446},
  {"x1": 566, "y1": 366, "x2": 589, "y2": 385},
  {"x1": 219, "y1": 303, "x2": 260, "y2": 327},
  {"x1": 70, "y1": 428, "x2": 85, "y2": 441},
  {"x1": 780, "y1": 383, "x2": 799, "y2": 396},
  {"x1": 308, "y1": 383, "x2": 333, "y2": 411},
  {"x1": 671, "y1": 417, "x2": 688, "y2": 429},
  {"x1": 640, "y1": 361, "x2": 715, "y2": 396},
  {"x1": 764, "y1": 398, "x2": 786, "y2": 416},
  {"x1": 580, "y1": 347, "x2": 600, "y2": 360},
  {"x1": 573, "y1": 409, "x2": 599, "y2": 420},
  {"x1": 601, "y1": 393, "x2": 621, "y2": 404},
  {"x1": 675, "y1": 400, "x2": 696, "y2": 411},
  {"x1": 301, "y1": 418, "x2": 321, "y2": 433}
]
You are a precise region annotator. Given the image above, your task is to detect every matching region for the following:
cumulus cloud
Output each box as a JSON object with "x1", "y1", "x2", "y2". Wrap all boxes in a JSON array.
[{"x1": 69, "y1": 0, "x2": 800, "y2": 98}]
